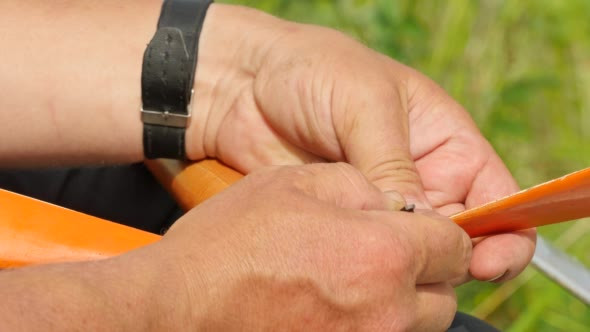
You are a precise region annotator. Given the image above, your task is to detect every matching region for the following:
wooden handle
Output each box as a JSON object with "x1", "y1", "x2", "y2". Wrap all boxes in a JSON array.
[{"x1": 2, "y1": 159, "x2": 588, "y2": 267}]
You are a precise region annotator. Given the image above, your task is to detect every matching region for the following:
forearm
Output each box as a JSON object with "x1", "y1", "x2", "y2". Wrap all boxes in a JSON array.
[
  {"x1": 0, "y1": 249, "x2": 190, "y2": 331},
  {"x1": 0, "y1": 0, "x2": 285, "y2": 166},
  {"x1": 0, "y1": 0, "x2": 165, "y2": 166}
]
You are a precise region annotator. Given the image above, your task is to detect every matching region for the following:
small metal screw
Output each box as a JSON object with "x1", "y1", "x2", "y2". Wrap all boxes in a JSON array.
[{"x1": 400, "y1": 204, "x2": 416, "y2": 213}]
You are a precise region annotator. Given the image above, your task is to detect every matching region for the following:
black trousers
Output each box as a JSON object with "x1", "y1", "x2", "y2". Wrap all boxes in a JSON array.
[{"x1": 0, "y1": 164, "x2": 499, "y2": 332}]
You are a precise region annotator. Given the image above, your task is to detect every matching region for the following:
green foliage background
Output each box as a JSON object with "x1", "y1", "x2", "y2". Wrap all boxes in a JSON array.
[{"x1": 221, "y1": 1, "x2": 590, "y2": 330}]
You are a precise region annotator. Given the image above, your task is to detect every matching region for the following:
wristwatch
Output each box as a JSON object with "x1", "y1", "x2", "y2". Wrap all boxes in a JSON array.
[{"x1": 141, "y1": 0, "x2": 213, "y2": 159}]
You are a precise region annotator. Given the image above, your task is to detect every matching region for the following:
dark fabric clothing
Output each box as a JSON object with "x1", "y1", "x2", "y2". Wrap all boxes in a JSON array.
[
  {"x1": 0, "y1": 164, "x2": 182, "y2": 234},
  {"x1": 0, "y1": 165, "x2": 500, "y2": 331},
  {"x1": 449, "y1": 311, "x2": 500, "y2": 332}
]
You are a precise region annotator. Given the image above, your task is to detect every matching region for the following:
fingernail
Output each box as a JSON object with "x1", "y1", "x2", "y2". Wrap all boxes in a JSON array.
[
  {"x1": 384, "y1": 190, "x2": 406, "y2": 211},
  {"x1": 484, "y1": 271, "x2": 507, "y2": 283}
]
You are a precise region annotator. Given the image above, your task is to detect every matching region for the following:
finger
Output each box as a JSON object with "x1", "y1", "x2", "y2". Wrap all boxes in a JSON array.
[
  {"x1": 383, "y1": 190, "x2": 408, "y2": 211},
  {"x1": 403, "y1": 72, "x2": 478, "y2": 209},
  {"x1": 404, "y1": 72, "x2": 536, "y2": 282},
  {"x1": 405, "y1": 75, "x2": 508, "y2": 209},
  {"x1": 280, "y1": 162, "x2": 405, "y2": 211},
  {"x1": 464, "y1": 152, "x2": 520, "y2": 208},
  {"x1": 334, "y1": 77, "x2": 431, "y2": 208},
  {"x1": 464, "y1": 153, "x2": 537, "y2": 281},
  {"x1": 450, "y1": 273, "x2": 474, "y2": 287},
  {"x1": 383, "y1": 210, "x2": 472, "y2": 284},
  {"x1": 436, "y1": 202, "x2": 465, "y2": 217},
  {"x1": 469, "y1": 229, "x2": 537, "y2": 282},
  {"x1": 412, "y1": 283, "x2": 457, "y2": 331},
  {"x1": 431, "y1": 201, "x2": 470, "y2": 285},
  {"x1": 419, "y1": 134, "x2": 537, "y2": 281},
  {"x1": 414, "y1": 133, "x2": 482, "y2": 210}
]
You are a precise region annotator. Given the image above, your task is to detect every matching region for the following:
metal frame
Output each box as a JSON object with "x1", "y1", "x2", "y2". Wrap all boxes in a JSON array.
[{"x1": 532, "y1": 236, "x2": 590, "y2": 304}]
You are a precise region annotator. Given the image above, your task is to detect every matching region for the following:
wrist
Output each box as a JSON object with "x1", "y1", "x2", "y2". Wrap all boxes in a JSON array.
[
  {"x1": 185, "y1": 4, "x2": 289, "y2": 160},
  {"x1": 0, "y1": 251, "x2": 193, "y2": 331},
  {"x1": 107, "y1": 246, "x2": 200, "y2": 331}
]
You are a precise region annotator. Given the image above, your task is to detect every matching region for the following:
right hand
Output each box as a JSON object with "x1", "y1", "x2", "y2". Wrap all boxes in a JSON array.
[{"x1": 146, "y1": 163, "x2": 472, "y2": 331}]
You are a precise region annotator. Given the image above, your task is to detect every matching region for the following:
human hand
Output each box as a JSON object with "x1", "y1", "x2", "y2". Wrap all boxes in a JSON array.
[
  {"x1": 400, "y1": 69, "x2": 536, "y2": 283},
  {"x1": 185, "y1": 5, "x2": 535, "y2": 283},
  {"x1": 147, "y1": 163, "x2": 471, "y2": 331}
]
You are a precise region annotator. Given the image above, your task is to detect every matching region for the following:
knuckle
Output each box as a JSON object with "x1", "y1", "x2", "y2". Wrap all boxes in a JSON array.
[
  {"x1": 363, "y1": 155, "x2": 421, "y2": 193},
  {"x1": 245, "y1": 165, "x2": 306, "y2": 197},
  {"x1": 332, "y1": 162, "x2": 369, "y2": 185},
  {"x1": 361, "y1": 221, "x2": 416, "y2": 278},
  {"x1": 308, "y1": 162, "x2": 374, "y2": 197},
  {"x1": 365, "y1": 152, "x2": 416, "y2": 177},
  {"x1": 288, "y1": 163, "x2": 332, "y2": 189}
]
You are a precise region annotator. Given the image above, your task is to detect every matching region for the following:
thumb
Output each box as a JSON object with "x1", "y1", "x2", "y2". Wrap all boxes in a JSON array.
[{"x1": 338, "y1": 86, "x2": 431, "y2": 208}]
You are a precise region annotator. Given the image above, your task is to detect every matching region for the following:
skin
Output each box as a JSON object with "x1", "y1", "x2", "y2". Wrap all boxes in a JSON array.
[
  {"x1": 0, "y1": 0, "x2": 536, "y2": 329},
  {"x1": 0, "y1": 163, "x2": 473, "y2": 331},
  {"x1": 189, "y1": 5, "x2": 536, "y2": 283},
  {"x1": 0, "y1": 1, "x2": 535, "y2": 282}
]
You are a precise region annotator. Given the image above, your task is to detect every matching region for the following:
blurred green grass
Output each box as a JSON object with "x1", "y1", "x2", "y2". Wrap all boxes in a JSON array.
[{"x1": 221, "y1": 0, "x2": 590, "y2": 330}]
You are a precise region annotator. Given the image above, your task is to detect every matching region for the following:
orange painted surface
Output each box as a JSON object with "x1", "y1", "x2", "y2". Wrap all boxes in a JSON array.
[
  {"x1": 145, "y1": 159, "x2": 242, "y2": 211},
  {"x1": 453, "y1": 167, "x2": 590, "y2": 238},
  {"x1": 1, "y1": 159, "x2": 588, "y2": 267},
  {"x1": 0, "y1": 190, "x2": 160, "y2": 268},
  {"x1": 150, "y1": 160, "x2": 590, "y2": 238}
]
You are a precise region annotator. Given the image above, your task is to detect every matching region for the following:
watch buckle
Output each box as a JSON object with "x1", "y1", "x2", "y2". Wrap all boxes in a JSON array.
[{"x1": 141, "y1": 89, "x2": 193, "y2": 128}]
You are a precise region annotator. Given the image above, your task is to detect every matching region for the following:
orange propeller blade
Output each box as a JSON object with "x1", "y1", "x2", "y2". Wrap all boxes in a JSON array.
[
  {"x1": 453, "y1": 167, "x2": 590, "y2": 237},
  {"x1": 1, "y1": 159, "x2": 588, "y2": 268},
  {"x1": 0, "y1": 190, "x2": 160, "y2": 268}
]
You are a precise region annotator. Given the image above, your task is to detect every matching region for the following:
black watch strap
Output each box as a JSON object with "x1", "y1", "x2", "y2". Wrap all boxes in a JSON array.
[{"x1": 141, "y1": 0, "x2": 213, "y2": 159}]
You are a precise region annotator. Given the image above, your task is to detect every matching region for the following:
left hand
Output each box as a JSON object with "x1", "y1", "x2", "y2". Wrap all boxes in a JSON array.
[
  {"x1": 403, "y1": 68, "x2": 536, "y2": 283},
  {"x1": 187, "y1": 4, "x2": 535, "y2": 284}
]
